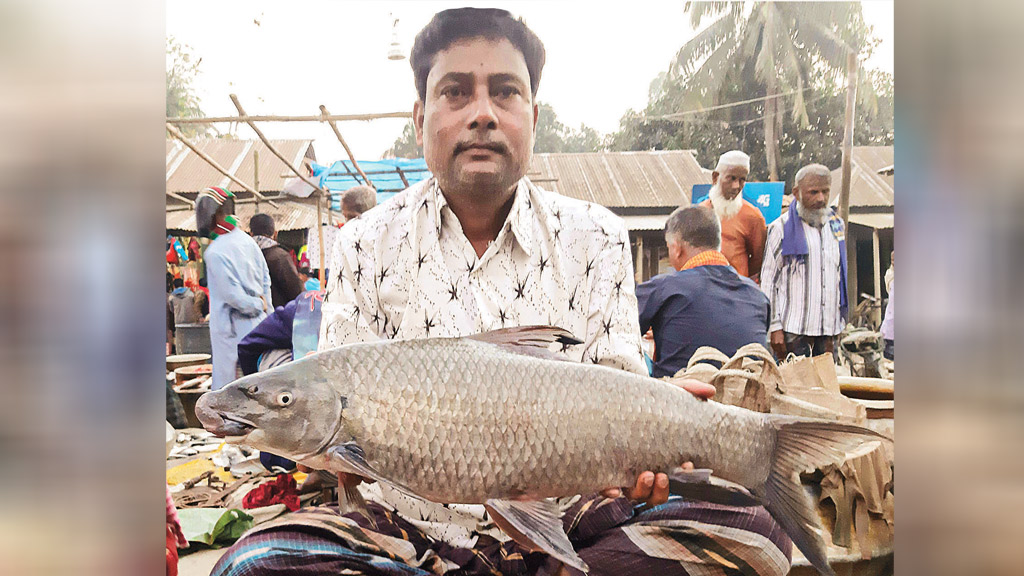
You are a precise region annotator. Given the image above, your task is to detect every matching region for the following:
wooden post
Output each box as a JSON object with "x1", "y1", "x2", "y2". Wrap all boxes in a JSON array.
[
  {"x1": 229, "y1": 94, "x2": 327, "y2": 197},
  {"x1": 872, "y1": 227, "x2": 882, "y2": 327},
  {"x1": 253, "y1": 149, "x2": 260, "y2": 213},
  {"x1": 316, "y1": 192, "x2": 326, "y2": 287},
  {"x1": 838, "y1": 50, "x2": 859, "y2": 310},
  {"x1": 166, "y1": 123, "x2": 278, "y2": 207},
  {"x1": 166, "y1": 191, "x2": 194, "y2": 207},
  {"x1": 320, "y1": 105, "x2": 374, "y2": 188},
  {"x1": 635, "y1": 235, "x2": 645, "y2": 283}
]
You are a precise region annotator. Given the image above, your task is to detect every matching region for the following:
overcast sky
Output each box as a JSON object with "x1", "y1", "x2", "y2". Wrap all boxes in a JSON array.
[{"x1": 167, "y1": 0, "x2": 893, "y2": 163}]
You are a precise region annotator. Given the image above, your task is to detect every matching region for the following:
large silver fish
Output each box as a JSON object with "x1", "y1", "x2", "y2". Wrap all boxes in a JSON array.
[{"x1": 196, "y1": 326, "x2": 888, "y2": 575}]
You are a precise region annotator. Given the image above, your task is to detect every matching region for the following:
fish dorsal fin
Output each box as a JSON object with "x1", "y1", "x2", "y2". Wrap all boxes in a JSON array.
[
  {"x1": 484, "y1": 498, "x2": 588, "y2": 573},
  {"x1": 467, "y1": 326, "x2": 582, "y2": 362}
]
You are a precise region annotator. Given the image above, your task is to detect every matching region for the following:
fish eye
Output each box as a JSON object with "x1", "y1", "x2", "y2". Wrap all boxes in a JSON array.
[{"x1": 277, "y1": 392, "x2": 293, "y2": 406}]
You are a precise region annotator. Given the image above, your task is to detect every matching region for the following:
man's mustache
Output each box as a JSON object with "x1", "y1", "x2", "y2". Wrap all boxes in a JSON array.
[{"x1": 454, "y1": 141, "x2": 508, "y2": 155}]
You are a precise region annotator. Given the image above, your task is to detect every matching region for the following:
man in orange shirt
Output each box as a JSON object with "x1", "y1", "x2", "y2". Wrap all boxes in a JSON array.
[{"x1": 701, "y1": 150, "x2": 767, "y2": 282}]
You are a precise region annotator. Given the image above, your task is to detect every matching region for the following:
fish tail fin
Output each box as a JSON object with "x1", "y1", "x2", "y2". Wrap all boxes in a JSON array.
[{"x1": 764, "y1": 419, "x2": 891, "y2": 576}]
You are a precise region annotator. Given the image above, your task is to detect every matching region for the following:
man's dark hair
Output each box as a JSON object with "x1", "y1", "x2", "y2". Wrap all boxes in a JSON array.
[
  {"x1": 249, "y1": 213, "x2": 275, "y2": 237},
  {"x1": 172, "y1": 277, "x2": 184, "y2": 289},
  {"x1": 665, "y1": 205, "x2": 721, "y2": 251},
  {"x1": 410, "y1": 8, "x2": 546, "y2": 103}
]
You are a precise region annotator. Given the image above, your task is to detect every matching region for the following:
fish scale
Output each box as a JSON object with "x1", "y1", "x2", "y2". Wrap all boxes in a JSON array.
[
  {"x1": 197, "y1": 326, "x2": 891, "y2": 576},
  {"x1": 338, "y1": 337, "x2": 768, "y2": 502}
]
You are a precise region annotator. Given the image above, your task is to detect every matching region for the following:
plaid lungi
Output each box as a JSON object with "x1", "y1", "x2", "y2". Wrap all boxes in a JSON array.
[{"x1": 211, "y1": 494, "x2": 791, "y2": 576}]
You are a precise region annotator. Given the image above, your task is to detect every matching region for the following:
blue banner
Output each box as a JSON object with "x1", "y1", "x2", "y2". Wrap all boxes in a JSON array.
[{"x1": 692, "y1": 182, "x2": 785, "y2": 223}]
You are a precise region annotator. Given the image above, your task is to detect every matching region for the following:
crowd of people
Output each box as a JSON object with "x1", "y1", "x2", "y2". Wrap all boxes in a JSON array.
[{"x1": 167, "y1": 8, "x2": 892, "y2": 576}]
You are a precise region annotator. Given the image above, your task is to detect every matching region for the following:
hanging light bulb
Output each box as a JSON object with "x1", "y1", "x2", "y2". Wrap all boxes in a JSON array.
[{"x1": 387, "y1": 16, "x2": 405, "y2": 61}]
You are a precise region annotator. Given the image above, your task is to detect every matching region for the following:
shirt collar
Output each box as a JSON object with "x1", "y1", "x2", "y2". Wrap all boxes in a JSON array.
[{"x1": 421, "y1": 177, "x2": 535, "y2": 257}]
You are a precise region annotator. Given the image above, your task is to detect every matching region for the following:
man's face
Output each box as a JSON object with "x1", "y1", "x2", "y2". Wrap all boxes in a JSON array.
[
  {"x1": 711, "y1": 165, "x2": 748, "y2": 201},
  {"x1": 794, "y1": 174, "x2": 831, "y2": 210},
  {"x1": 414, "y1": 37, "x2": 539, "y2": 196}
]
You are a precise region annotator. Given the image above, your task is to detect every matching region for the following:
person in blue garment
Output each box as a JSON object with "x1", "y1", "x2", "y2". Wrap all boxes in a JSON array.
[
  {"x1": 195, "y1": 186, "x2": 272, "y2": 390},
  {"x1": 637, "y1": 205, "x2": 770, "y2": 377}
]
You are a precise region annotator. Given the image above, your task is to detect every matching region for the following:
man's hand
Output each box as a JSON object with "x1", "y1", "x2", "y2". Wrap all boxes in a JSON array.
[
  {"x1": 260, "y1": 295, "x2": 269, "y2": 313},
  {"x1": 770, "y1": 330, "x2": 787, "y2": 359},
  {"x1": 599, "y1": 380, "x2": 711, "y2": 506},
  {"x1": 601, "y1": 462, "x2": 695, "y2": 508}
]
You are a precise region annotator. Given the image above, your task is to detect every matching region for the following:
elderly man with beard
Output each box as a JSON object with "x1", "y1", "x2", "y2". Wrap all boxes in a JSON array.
[
  {"x1": 760, "y1": 164, "x2": 849, "y2": 359},
  {"x1": 700, "y1": 150, "x2": 766, "y2": 282}
]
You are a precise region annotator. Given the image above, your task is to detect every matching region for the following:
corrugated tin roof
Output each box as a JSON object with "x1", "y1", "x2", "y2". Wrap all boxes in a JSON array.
[
  {"x1": 849, "y1": 212, "x2": 894, "y2": 230},
  {"x1": 166, "y1": 138, "x2": 316, "y2": 196},
  {"x1": 830, "y1": 146, "x2": 894, "y2": 208},
  {"x1": 620, "y1": 214, "x2": 670, "y2": 232},
  {"x1": 529, "y1": 150, "x2": 709, "y2": 208},
  {"x1": 166, "y1": 199, "x2": 326, "y2": 233}
]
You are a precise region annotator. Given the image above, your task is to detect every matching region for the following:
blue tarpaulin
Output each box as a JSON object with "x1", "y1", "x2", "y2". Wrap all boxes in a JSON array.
[
  {"x1": 691, "y1": 182, "x2": 785, "y2": 223},
  {"x1": 311, "y1": 159, "x2": 432, "y2": 208}
]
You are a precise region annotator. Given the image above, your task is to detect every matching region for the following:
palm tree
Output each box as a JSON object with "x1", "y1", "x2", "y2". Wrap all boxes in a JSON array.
[{"x1": 673, "y1": 2, "x2": 868, "y2": 181}]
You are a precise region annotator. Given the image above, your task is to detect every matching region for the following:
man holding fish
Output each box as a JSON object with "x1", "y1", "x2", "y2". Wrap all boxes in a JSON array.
[{"x1": 201, "y1": 8, "x2": 883, "y2": 576}]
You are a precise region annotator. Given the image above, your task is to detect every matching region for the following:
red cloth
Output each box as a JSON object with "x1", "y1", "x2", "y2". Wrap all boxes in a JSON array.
[
  {"x1": 166, "y1": 486, "x2": 187, "y2": 576},
  {"x1": 242, "y1": 473, "x2": 301, "y2": 511}
]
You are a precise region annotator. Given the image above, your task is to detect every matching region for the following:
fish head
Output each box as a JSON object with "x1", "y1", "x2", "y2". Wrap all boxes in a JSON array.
[{"x1": 195, "y1": 357, "x2": 344, "y2": 460}]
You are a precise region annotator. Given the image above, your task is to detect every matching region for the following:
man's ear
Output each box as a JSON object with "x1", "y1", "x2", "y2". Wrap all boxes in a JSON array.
[
  {"x1": 711, "y1": 171, "x2": 720, "y2": 185},
  {"x1": 413, "y1": 100, "x2": 425, "y2": 146},
  {"x1": 532, "y1": 102, "x2": 539, "y2": 133}
]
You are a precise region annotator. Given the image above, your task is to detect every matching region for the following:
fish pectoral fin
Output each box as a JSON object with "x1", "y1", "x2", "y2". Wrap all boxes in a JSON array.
[
  {"x1": 468, "y1": 326, "x2": 582, "y2": 362},
  {"x1": 338, "y1": 480, "x2": 377, "y2": 530},
  {"x1": 327, "y1": 442, "x2": 423, "y2": 501},
  {"x1": 484, "y1": 498, "x2": 588, "y2": 573},
  {"x1": 667, "y1": 469, "x2": 761, "y2": 508}
]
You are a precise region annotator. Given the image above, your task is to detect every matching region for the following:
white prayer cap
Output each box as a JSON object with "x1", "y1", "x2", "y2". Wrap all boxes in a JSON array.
[{"x1": 714, "y1": 150, "x2": 750, "y2": 172}]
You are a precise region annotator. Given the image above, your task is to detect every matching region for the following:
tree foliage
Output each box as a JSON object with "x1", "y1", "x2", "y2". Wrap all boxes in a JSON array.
[
  {"x1": 534, "y1": 102, "x2": 603, "y2": 153},
  {"x1": 607, "y1": 58, "x2": 893, "y2": 191},
  {"x1": 166, "y1": 36, "x2": 210, "y2": 137},
  {"x1": 384, "y1": 121, "x2": 422, "y2": 159},
  {"x1": 670, "y1": 1, "x2": 876, "y2": 180}
]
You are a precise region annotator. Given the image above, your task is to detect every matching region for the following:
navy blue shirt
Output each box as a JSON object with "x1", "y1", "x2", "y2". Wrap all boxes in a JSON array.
[
  {"x1": 637, "y1": 265, "x2": 770, "y2": 378},
  {"x1": 237, "y1": 300, "x2": 296, "y2": 376}
]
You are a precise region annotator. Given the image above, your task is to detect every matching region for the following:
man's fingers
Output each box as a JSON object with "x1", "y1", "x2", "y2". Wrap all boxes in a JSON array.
[
  {"x1": 648, "y1": 473, "x2": 670, "y2": 507},
  {"x1": 628, "y1": 471, "x2": 655, "y2": 501},
  {"x1": 676, "y1": 379, "x2": 716, "y2": 400}
]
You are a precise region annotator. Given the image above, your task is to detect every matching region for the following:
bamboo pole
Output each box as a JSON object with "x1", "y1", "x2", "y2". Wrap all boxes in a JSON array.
[
  {"x1": 229, "y1": 94, "x2": 327, "y2": 197},
  {"x1": 168, "y1": 111, "x2": 411, "y2": 124},
  {"x1": 166, "y1": 191, "x2": 195, "y2": 207},
  {"x1": 165, "y1": 123, "x2": 278, "y2": 208},
  {"x1": 838, "y1": 50, "x2": 859, "y2": 309},
  {"x1": 320, "y1": 105, "x2": 373, "y2": 188},
  {"x1": 872, "y1": 227, "x2": 882, "y2": 326},
  {"x1": 253, "y1": 149, "x2": 260, "y2": 213},
  {"x1": 316, "y1": 192, "x2": 326, "y2": 287}
]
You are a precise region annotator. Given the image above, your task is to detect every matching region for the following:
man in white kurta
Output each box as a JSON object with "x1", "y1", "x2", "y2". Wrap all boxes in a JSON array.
[{"x1": 196, "y1": 186, "x2": 272, "y2": 390}]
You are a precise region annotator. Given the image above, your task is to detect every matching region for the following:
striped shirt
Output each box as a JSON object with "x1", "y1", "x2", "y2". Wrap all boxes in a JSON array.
[{"x1": 760, "y1": 210, "x2": 844, "y2": 336}]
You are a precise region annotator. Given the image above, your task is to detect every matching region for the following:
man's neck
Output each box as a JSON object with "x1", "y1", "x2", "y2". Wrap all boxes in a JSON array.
[{"x1": 441, "y1": 183, "x2": 517, "y2": 258}]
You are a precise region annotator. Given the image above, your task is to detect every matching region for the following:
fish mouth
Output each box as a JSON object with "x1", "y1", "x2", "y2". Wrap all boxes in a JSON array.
[{"x1": 196, "y1": 407, "x2": 256, "y2": 438}]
